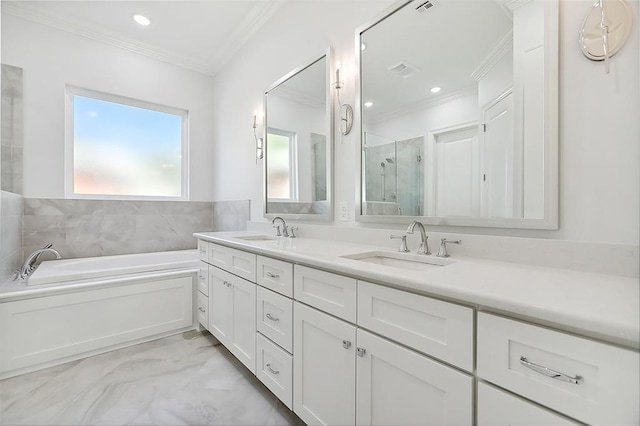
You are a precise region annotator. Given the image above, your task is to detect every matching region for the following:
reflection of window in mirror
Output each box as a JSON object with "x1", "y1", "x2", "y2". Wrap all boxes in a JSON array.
[{"x1": 267, "y1": 128, "x2": 298, "y2": 200}]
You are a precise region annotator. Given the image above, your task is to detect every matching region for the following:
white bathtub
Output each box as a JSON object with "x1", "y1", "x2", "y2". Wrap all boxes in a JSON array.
[
  {"x1": 1, "y1": 249, "x2": 198, "y2": 379},
  {"x1": 28, "y1": 250, "x2": 199, "y2": 286}
]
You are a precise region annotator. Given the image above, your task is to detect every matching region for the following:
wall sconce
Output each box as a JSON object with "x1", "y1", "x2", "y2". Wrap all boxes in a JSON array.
[
  {"x1": 334, "y1": 62, "x2": 353, "y2": 136},
  {"x1": 253, "y1": 111, "x2": 264, "y2": 163},
  {"x1": 579, "y1": 0, "x2": 632, "y2": 74}
]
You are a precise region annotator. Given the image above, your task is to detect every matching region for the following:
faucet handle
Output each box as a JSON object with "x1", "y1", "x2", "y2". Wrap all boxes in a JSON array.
[
  {"x1": 437, "y1": 238, "x2": 461, "y2": 258},
  {"x1": 390, "y1": 234, "x2": 410, "y2": 253},
  {"x1": 273, "y1": 225, "x2": 282, "y2": 237},
  {"x1": 289, "y1": 226, "x2": 298, "y2": 238}
]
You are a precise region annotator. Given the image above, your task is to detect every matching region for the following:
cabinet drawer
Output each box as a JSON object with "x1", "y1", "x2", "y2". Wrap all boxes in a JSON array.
[
  {"x1": 197, "y1": 240, "x2": 209, "y2": 262},
  {"x1": 257, "y1": 286, "x2": 293, "y2": 353},
  {"x1": 257, "y1": 256, "x2": 293, "y2": 297},
  {"x1": 208, "y1": 244, "x2": 256, "y2": 282},
  {"x1": 478, "y1": 382, "x2": 579, "y2": 426},
  {"x1": 256, "y1": 333, "x2": 293, "y2": 410},
  {"x1": 358, "y1": 281, "x2": 473, "y2": 371},
  {"x1": 477, "y1": 313, "x2": 640, "y2": 425},
  {"x1": 197, "y1": 291, "x2": 208, "y2": 329},
  {"x1": 197, "y1": 264, "x2": 209, "y2": 296},
  {"x1": 294, "y1": 265, "x2": 356, "y2": 323}
]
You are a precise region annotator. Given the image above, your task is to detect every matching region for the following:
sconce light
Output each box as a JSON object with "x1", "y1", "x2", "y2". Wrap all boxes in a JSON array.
[
  {"x1": 253, "y1": 111, "x2": 264, "y2": 163},
  {"x1": 334, "y1": 62, "x2": 353, "y2": 136},
  {"x1": 579, "y1": 0, "x2": 632, "y2": 74}
]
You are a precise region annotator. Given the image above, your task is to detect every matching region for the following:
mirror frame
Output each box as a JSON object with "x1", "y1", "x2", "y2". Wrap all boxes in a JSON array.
[
  {"x1": 354, "y1": 0, "x2": 559, "y2": 230},
  {"x1": 263, "y1": 47, "x2": 334, "y2": 221}
]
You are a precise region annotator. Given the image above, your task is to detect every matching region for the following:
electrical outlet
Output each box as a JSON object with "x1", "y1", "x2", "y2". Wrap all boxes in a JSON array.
[{"x1": 339, "y1": 202, "x2": 348, "y2": 221}]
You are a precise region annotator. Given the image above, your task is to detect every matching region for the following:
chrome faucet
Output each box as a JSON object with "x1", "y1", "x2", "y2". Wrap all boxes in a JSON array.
[
  {"x1": 406, "y1": 220, "x2": 430, "y2": 255},
  {"x1": 271, "y1": 216, "x2": 289, "y2": 237},
  {"x1": 390, "y1": 234, "x2": 410, "y2": 252},
  {"x1": 18, "y1": 246, "x2": 62, "y2": 280},
  {"x1": 436, "y1": 238, "x2": 462, "y2": 258}
]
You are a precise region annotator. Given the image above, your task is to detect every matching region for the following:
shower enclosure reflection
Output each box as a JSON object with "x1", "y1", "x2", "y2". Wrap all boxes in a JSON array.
[{"x1": 363, "y1": 132, "x2": 423, "y2": 216}]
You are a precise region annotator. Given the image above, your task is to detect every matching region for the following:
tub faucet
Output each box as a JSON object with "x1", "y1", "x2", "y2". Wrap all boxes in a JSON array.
[
  {"x1": 18, "y1": 246, "x2": 62, "y2": 280},
  {"x1": 406, "y1": 220, "x2": 430, "y2": 255},
  {"x1": 272, "y1": 216, "x2": 289, "y2": 237}
]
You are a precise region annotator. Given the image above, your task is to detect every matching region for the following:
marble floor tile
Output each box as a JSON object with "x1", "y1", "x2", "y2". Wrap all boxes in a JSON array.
[{"x1": 0, "y1": 331, "x2": 304, "y2": 426}]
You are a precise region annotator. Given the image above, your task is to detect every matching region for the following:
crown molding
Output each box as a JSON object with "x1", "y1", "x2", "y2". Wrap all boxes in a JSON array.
[
  {"x1": 470, "y1": 28, "x2": 513, "y2": 82},
  {"x1": 208, "y1": 0, "x2": 288, "y2": 76},
  {"x1": 366, "y1": 85, "x2": 478, "y2": 125},
  {"x1": 2, "y1": 1, "x2": 286, "y2": 77}
]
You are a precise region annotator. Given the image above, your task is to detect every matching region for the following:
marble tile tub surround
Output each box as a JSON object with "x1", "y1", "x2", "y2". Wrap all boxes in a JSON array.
[
  {"x1": 0, "y1": 191, "x2": 23, "y2": 283},
  {"x1": 0, "y1": 330, "x2": 303, "y2": 426},
  {"x1": 22, "y1": 198, "x2": 249, "y2": 260},
  {"x1": 246, "y1": 221, "x2": 639, "y2": 278}
]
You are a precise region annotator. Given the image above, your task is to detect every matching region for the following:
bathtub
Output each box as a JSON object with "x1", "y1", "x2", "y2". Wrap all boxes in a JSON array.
[
  {"x1": 1, "y1": 250, "x2": 199, "y2": 379},
  {"x1": 28, "y1": 249, "x2": 199, "y2": 285}
]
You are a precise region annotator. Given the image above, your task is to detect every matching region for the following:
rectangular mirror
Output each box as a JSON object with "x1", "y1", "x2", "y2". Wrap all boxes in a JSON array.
[
  {"x1": 264, "y1": 49, "x2": 333, "y2": 220},
  {"x1": 356, "y1": 0, "x2": 558, "y2": 229}
]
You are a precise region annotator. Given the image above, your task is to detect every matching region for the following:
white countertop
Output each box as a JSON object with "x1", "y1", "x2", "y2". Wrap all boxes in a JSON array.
[{"x1": 195, "y1": 231, "x2": 640, "y2": 349}]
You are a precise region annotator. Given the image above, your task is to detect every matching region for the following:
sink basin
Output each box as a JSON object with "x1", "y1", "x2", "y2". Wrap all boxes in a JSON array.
[
  {"x1": 340, "y1": 251, "x2": 453, "y2": 272},
  {"x1": 234, "y1": 235, "x2": 277, "y2": 242}
]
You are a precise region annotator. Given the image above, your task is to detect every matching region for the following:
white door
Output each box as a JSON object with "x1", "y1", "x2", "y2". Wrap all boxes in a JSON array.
[
  {"x1": 209, "y1": 267, "x2": 233, "y2": 345},
  {"x1": 477, "y1": 382, "x2": 579, "y2": 426},
  {"x1": 229, "y1": 276, "x2": 256, "y2": 374},
  {"x1": 431, "y1": 126, "x2": 480, "y2": 217},
  {"x1": 356, "y1": 329, "x2": 473, "y2": 426},
  {"x1": 293, "y1": 302, "x2": 356, "y2": 425},
  {"x1": 482, "y1": 91, "x2": 518, "y2": 218}
]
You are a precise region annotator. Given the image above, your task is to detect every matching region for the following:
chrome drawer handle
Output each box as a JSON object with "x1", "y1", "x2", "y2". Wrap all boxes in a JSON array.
[
  {"x1": 265, "y1": 313, "x2": 280, "y2": 322},
  {"x1": 223, "y1": 280, "x2": 232, "y2": 287},
  {"x1": 342, "y1": 340, "x2": 352, "y2": 350},
  {"x1": 266, "y1": 363, "x2": 280, "y2": 375},
  {"x1": 519, "y1": 357, "x2": 583, "y2": 385},
  {"x1": 265, "y1": 271, "x2": 280, "y2": 279},
  {"x1": 357, "y1": 347, "x2": 366, "y2": 357},
  {"x1": 198, "y1": 307, "x2": 206, "y2": 313}
]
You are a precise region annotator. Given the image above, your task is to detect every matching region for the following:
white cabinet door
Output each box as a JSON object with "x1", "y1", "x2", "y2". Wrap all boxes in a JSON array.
[
  {"x1": 209, "y1": 267, "x2": 233, "y2": 344},
  {"x1": 230, "y1": 274, "x2": 256, "y2": 374},
  {"x1": 356, "y1": 329, "x2": 472, "y2": 426},
  {"x1": 294, "y1": 302, "x2": 356, "y2": 426},
  {"x1": 209, "y1": 266, "x2": 256, "y2": 373},
  {"x1": 478, "y1": 382, "x2": 579, "y2": 426}
]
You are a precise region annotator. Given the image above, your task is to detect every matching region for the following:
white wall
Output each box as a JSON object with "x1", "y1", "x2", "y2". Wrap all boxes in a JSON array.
[
  {"x1": 213, "y1": 0, "x2": 639, "y2": 245},
  {"x1": 1, "y1": 14, "x2": 216, "y2": 201}
]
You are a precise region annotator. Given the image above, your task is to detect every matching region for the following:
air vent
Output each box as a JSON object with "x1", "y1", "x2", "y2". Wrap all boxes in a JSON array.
[
  {"x1": 415, "y1": 1, "x2": 436, "y2": 13},
  {"x1": 388, "y1": 62, "x2": 420, "y2": 78}
]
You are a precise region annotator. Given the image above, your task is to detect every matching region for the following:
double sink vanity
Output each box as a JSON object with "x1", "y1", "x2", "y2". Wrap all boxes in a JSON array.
[{"x1": 194, "y1": 229, "x2": 639, "y2": 426}]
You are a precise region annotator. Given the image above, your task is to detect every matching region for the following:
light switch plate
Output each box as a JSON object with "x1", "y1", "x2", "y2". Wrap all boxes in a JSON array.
[{"x1": 339, "y1": 202, "x2": 348, "y2": 221}]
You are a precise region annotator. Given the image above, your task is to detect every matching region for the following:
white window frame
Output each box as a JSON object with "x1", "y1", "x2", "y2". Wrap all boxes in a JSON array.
[
  {"x1": 64, "y1": 85, "x2": 190, "y2": 200},
  {"x1": 266, "y1": 127, "x2": 299, "y2": 201}
]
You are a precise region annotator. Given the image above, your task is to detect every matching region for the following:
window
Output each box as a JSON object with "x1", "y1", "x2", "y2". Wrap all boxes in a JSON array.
[
  {"x1": 65, "y1": 87, "x2": 188, "y2": 199},
  {"x1": 266, "y1": 128, "x2": 298, "y2": 200}
]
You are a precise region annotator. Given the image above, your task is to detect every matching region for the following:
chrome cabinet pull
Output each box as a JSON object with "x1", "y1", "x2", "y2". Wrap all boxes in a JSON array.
[
  {"x1": 223, "y1": 280, "x2": 232, "y2": 287},
  {"x1": 519, "y1": 356, "x2": 583, "y2": 385},
  {"x1": 357, "y1": 347, "x2": 366, "y2": 357},
  {"x1": 198, "y1": 307, "x2": 206, "y2": 313},
  {"x1": 266, "y1": 363, "x2": 280, "y2": 375},
  {"x1": 265, "y1": 271, "x2": 280, "y2": 279},
  {"x1": 265, "y1": 313, "x2": 280, "y2": 322},
  {"x1": 342, "y1": 340, "x2": 352, "y2": 349}
]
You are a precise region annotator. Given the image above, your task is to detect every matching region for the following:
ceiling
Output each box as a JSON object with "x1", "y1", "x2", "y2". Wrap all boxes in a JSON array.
[{"x1": 2, "y1": 0, "x2": 287, "y2": 76}]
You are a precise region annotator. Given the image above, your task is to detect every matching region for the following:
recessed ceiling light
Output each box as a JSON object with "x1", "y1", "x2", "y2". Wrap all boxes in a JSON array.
[
  {"x1": 133, "y1": 14, "x2": 151, "y2": 26},
  {"x1": 364, "y1": 101, "x2": 373, "y2": 108},
  {"x1": 361, "y1": 43, "x2": 367, "y2": 51},
  {"x1": 430, "y1": 86, "x2": 441, "y2": 93}
]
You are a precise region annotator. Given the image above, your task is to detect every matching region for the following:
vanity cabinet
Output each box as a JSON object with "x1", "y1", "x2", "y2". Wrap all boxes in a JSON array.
[
  {"x1": 255, "y1": 255, "x2": 295, "y2": 409},
  {"x1": 293, "y1": 269, "x2": 473, "y2": 426},
  {"x1": 477, "y1": 312, "x2": 640, "y2": 425}
]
